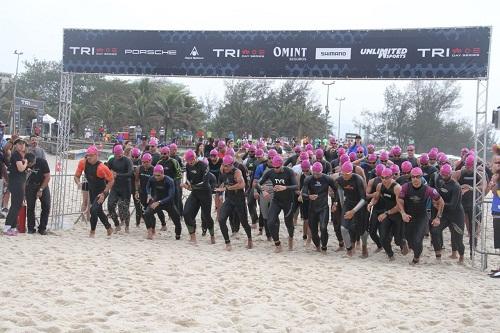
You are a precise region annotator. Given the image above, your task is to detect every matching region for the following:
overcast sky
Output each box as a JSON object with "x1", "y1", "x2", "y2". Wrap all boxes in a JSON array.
[{"x1": 0, "y1": 0, "x2": 498, "y2": 138}]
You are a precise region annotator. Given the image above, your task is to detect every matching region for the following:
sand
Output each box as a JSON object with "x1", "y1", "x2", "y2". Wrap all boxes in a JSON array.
[
  {"x1": 1, "y1": 217, "x2": 499, "y2": 333},
  {"x1": 0, "y1": 154, "x2": 499, "y2": 332}
]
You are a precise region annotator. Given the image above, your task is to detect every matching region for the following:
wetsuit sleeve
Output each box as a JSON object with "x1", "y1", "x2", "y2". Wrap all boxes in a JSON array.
[
  {"x1": 258, "y1": 168, "x2": 271, "y2": 186},
  {"x1": 301, "y1": 176, "x2": 311, "y2": 199},
  {"x1": 286, "y1": 168, "x2": 298, "y2": 190},
  {"x1": 399, "y1": 183, "x2": 408, "y2": 199},
  {"x1": 159, "y1": 176, "x2": 175, "y2": 205},
  {"x1": 172, "y1": 159, "x2": 182, "y2": 180},
  {"x1": 117, "y1": 158, "x2": 133, "y2": 178},
  {"x1": 146, "y1": 177, "x2": 153, "y2": 196},
  {"x1": 283, "y1": 156, "x2": 293, "y2": 167},
  {"x1": 425, "y1": 186, "x2": 441, "y2": 201},
  {"x1": 97, "y1": 164, "x2": 114, "y2": 182},
  {"x1": 327, "y1": 176, "x2": 337, "y2": 192},
  {"x1": 75, "y1": 159, "x2": 85, "y2": 177}
]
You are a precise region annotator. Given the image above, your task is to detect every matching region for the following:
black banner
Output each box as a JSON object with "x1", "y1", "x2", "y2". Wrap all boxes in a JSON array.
[{"x1": 63, "y1": 27, "x2": 490, "y2": 79}]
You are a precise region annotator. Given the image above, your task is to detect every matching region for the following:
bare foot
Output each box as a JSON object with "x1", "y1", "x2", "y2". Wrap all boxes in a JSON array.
[
  {"x1": 315, "y1": 246, "x2": 321, "y2": 252},
  {"x1": 224, "y1": 243, "x2": 232, "y2": 251},
  {"x1": 210, "y1": 236, "x2": 216, "y2": 244},
  {"x1": 401, "y1": 242, "x2": 409, "y2": 256},
  {"x1": 288, "y1": 237, "x2": 294, "y2": 251},
  {"x1": 89, "y1": 230, "x2": 96, "y2": 238},
  {"x1": 356, "y1": 241, "x2": 361, "y2": 250},
  {"x1": 125, "y1": 226, "x2": 129, "y2": 234},
  {"x1": 374, "y1": 247, "x2": 383, "y2": 253},
  {"x1": 274, "y1": 245, "x2": 283, "y2": 253},
  {"x1": 449, "y1": 252, "x2": 458, "y2": 259},
  {"x1": 267, "y1": 237, "x2": 272, "y2": 242},
  {"x1": 458, "y1": 256, "x2": 464, "y2": 264},
  {"x1": 335, "y1": 246, "x2": 345, "y2": 252},
  {"x1": 389, "y1": 256, "x2": 395, "y2": 261},
  {"x1": 107, "y1": 227, "x2": 113, "y2": 236},
  {"x1": 305, "y1": 238, "x2": 311, "y2": 248},
  {"x1": 360, "y1": 245, "x2": 369, "y2": 259},
  {"x1": 346, "y1": 249, "x2": 353, "y2": 257},
  {"x1": 189, "y1": 234, "x2": 197, "y2": 244},
  {"x1": 410, "y1": 258, "x2": 419, "y2": 266},
  {"x1": 114, "y1": 225, "x2": 121, "y2": 233},
  {"x1": 321, "y1": 249, "x2": 327, "y2": 255},
  {"x1": 160, "y1": 225, "x2": 167, "y2": 232},
  {"x1": 247, "y1": 240, "x2": 253, "y2": 249}
]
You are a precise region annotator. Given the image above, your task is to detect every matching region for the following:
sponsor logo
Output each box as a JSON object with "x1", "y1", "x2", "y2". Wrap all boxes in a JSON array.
[
  {"x1": 273, "y1": 47, "x2": 307, "y2": 61},
  {"x1": 360, "y1": 48, "x2": 407, "y2": 59},
  {"x1": 315, "y1": 48, "x2": 351, "y2": 60},
  {"x1": 417, "y1": 47, "x2": 481, "y2": 58},
  {"x1": 184, "y1": 46, "x2": 204, "y2": 60},
  {"x1": 213, "y1": 48, "x2": 265, "y2": 58},
  {"x1": 69, "y1": 46, "x2": 118, "y2": 56},
  {"x1": 124, "y1": 49, "x2": 176, "y2": 56}
]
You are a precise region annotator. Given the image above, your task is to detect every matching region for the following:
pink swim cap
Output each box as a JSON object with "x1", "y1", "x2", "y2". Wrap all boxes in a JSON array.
[
  {"x1": 153, "y1": 164, "x2": 164, "y2": 174},
  {"x1": 315, "y1": 149, "x2": 324, "y2": 159},
  {"x1": 465, "y1": 155, "x2": 475, "y2": 168},
  {"x1": 299, "y1": 152, "x2": 309, "y2": 161},
  {"x1": 226, "y1": 148, "x2": 235, "y2": 156},
  {"x1": 392, "y1": 146, "x2": 402, "y2": 156},
  {"x1": 411, "y1": 167, "x2": 423, "y2": 177},
  {"x1": 375, "y1": 164, "x2": 385, "y2": 177},
  {"x1": 337, "y1": 147, "x2": 346, "y2": 156},
  {"x1": 428, "y1": 150, "x2": 438, "y2": 160},
  {"x1": 184, "y1": 149, "x2": 196, "y2": 162},
  {"x1": 367, "y1": 154, "x2": 377, "y2": 163},
  {"x1": 149, "y1": 138, "x2": 158, "y2": 146},
  {"x1": 170, "y1": 143, "x2": 178, "y2": 150},
  {"x1": 210, "y1": 149, "x2": 218, "y2": 156},
  {"x1": 301, "y1": 160, "x2": 311, "y2": 171},
  {"x1": 294, "y1": 145, "x2": 302, "y2": 153},
  {"x1": 348, "y1": 152, "x2": 356, "y2": 162},
  {"x1": 131, "y1": 148, "x2": 141, "y2": 158},
  {"x1": 306, "y1": 143, "x2": 313, "y2": 151},
  {"x1": 141, "y1": 153, "x2": 152, "y2": 162},
  {"x1": 356, "y1": 146, "x2": 364, "y2": 153},
  {"x1": 222, "y1": 155, "x2": 234, "y2": 165},
  {"x1": 420, "y1": 153, "x2": 429, "y2": 164},
  {"x1": 381, "y1": 167, "x2": 393, "y2": 178},
  {"x1": 218, "y1": 140, "x2": 226, "y2": 148},
  {"x1": 268, "y1": 149, "x2": 278, "y2": 159},
  {"x1": 255, "y1": 149, "x2": 264, "y2": 158},
  {"x1": 461, "y1": 147, "x2": 469, "y2": 156},
  {"x1": 160, "y1": 146, "x2": 170, "y2": 155},
  {"x1": 380, "y1": 151, "x2": 389, "y2": 161},
  {"x1": 367, "y1": 144, "x2": 375, "y2": 151},
  {"x1": 113, "y1": 145, "x2": 123, "y2": 155},
  {"x1": 272, "y1": 155, "x2": 283, "y2": 168},
  {"x1": 249, "y1": 145, "x2": 257, "y2": 152},
  {"x1": 86, "y1": 145, "x2": 98, "y2": 155},
  {"x1": 339, "y1": 154, "x2": 350, "y2": 165},
  {"x1": 391, "y1": 164, "x2": 400, "y2": 175},
  {"x1": 438, "y1": 153, "x2": 448, "y2": 164},
  {"x1": 440, "y1": 164, "x2": 452, "y2": 177},
  {"x1": 312, "y1": 162, "x2": 323, "y2": 173},
  {"x1": 201, "y1": 157, "x2": 208, "y2": 165},
  {"x1": 341, "y1": 162, "x2": 353, "y2": 174},
  {"x1": 401, "y1": 161, "x2": 412, "y2": 174},
  {"x1": 243, "y1": 143, "x2": 250, "y2": 150}
]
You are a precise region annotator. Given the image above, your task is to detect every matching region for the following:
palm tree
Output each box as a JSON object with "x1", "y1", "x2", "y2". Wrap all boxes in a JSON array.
[{"x1": 132, "y1": 78, "x2": 156, "y2": 127}]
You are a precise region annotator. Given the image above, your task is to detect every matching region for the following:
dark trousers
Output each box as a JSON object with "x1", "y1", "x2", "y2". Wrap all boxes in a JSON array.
[
  {"x1": 268, "y1": 200, "x2": 295, "y2": 244},
  {"x1": 431, "y1": 210, "x2": 465, "y2": 256},
  {"x1": 26, "y1": 184, "x2": 50, "y2": 232},
  {"x1": 183, "y1": 189, "x2": 214, "y2": 234},
  {"x1": 219, "y1": 197, "x2": 252, "y2": 244},
  {"x1": 132, "y1": 193, "x2": 142, "y2": 225},
  {"x1": 369, "y1": 209, "x2": 383, "y2": 249},
  {"x1": 6, "y1": 181, "x2": 25, "y2": 229},
  {"x1": 144, "y1": 202, "x2": 182, "y2": 235},
  {"x1": 309, "y1": 207, "x2": 329, "y2": 250},
  {"x1": 379, "y1": 214, "x2": 403, "y2": 258},
  {"x1": 404, "y1": 215, "x2": 427, "y2": 259},
  {"x1": 108, "y1": 187, "x2": 131, "y2": 227},
  {"x1": 140, "y1": 193, "x2": 166, "y2": 226},
  {"x1": 331, "y1": 204, "x2": 343, "y2": 244},
  {"x1": 247, "y1": 188, "x2": 259, "y2": 224},
  {"x1": 89, "y1": 190, "x2": 111, "y2": 231}
]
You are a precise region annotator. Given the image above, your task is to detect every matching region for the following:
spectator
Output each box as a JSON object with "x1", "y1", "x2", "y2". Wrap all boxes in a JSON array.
[
  {"x1": 348, "y1": 135, "x2": 367, "y2": 156},
  {"x1": 29, "y1": 135, "x2": 46, "y2": 160}
]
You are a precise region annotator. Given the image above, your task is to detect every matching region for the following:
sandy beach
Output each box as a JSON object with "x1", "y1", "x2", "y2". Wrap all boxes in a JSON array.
[{"x1": 1, "y1": 214, "x2": 499, "y2": 333}]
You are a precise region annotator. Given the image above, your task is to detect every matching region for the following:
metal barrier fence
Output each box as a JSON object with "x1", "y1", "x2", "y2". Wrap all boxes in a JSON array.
[{"x1": 474, "y1": 199, "x2": 500, "y2": 271}]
